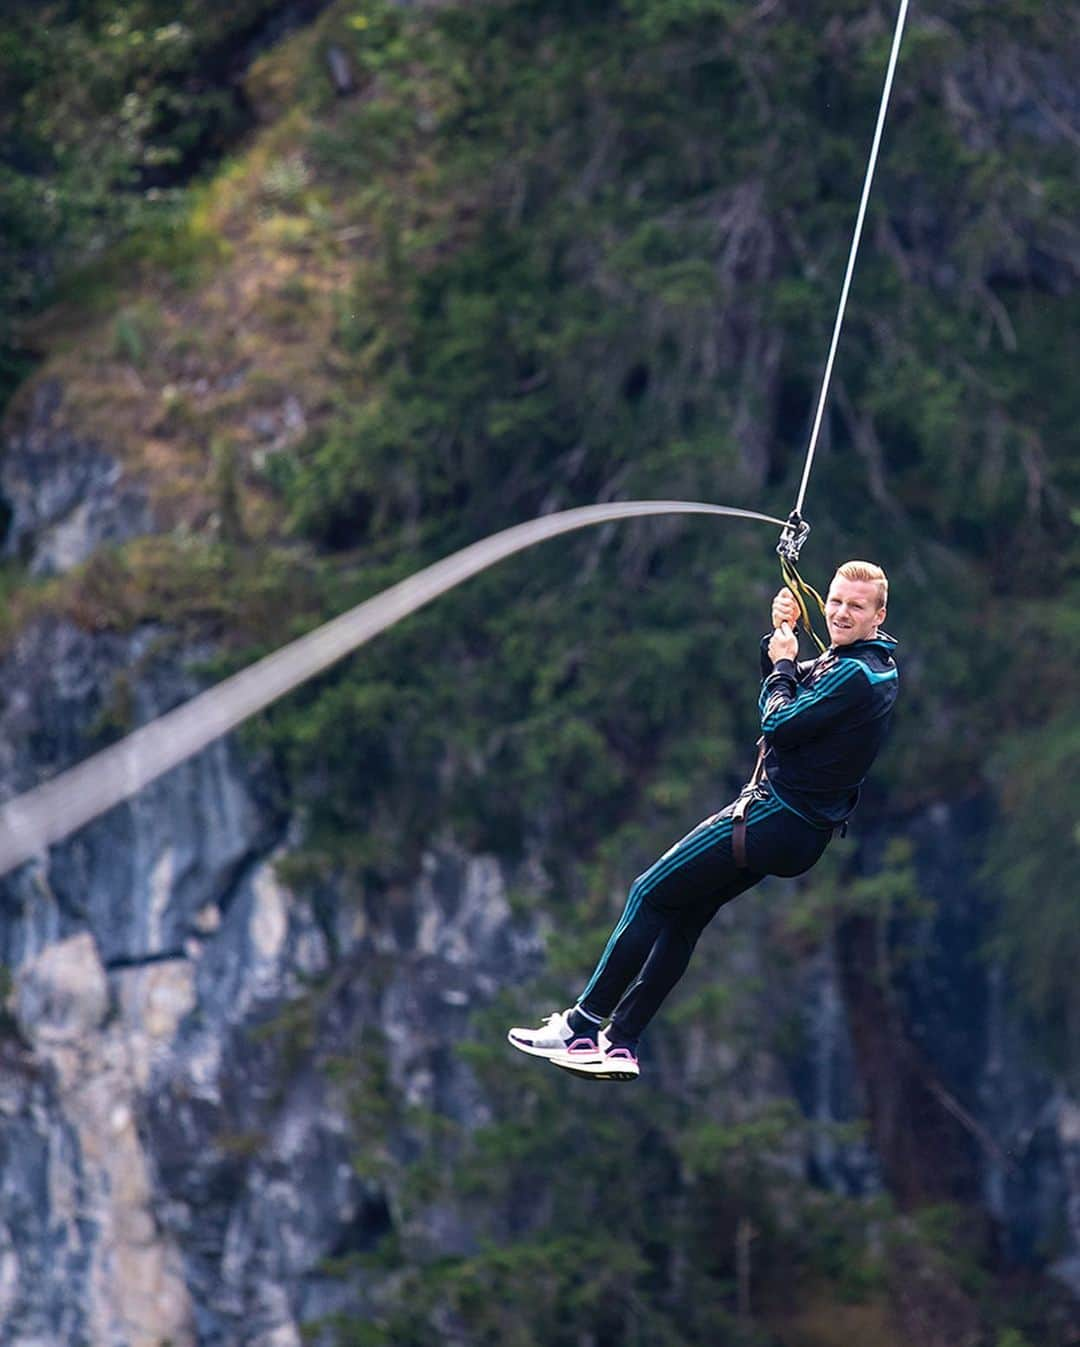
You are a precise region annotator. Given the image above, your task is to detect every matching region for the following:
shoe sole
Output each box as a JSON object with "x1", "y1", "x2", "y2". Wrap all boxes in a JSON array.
[{"x1": 550, "y1": 1055, "x2": 639, "y2": 1082}]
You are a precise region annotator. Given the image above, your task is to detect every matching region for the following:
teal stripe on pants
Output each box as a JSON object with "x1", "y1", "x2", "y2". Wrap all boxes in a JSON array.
[
  {"x1": 579, "y1": 798, "x2": 782, "y2": 1003},
  {"x1": 639, "y1": 798, "x2": 782, "y2": 900}
]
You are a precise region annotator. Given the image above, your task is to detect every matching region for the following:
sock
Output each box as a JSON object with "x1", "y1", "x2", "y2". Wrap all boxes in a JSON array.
[{"x1": 567, "y1": 1005, "x2": 603, "y2": 1037}]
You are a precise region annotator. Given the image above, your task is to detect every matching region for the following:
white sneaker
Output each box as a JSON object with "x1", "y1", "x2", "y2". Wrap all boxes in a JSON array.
[
  {"x1": 507, "y1": 1009, "x2": 599, "y2": 1060},
  {"x1": 550, "y1": 1030, "x2": 640, "y2": 1082}
]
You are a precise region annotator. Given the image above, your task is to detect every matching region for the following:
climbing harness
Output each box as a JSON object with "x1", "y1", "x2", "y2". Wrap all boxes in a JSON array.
[{"x1": 731, "y1": 741, "x2": 767, "y2": 869}]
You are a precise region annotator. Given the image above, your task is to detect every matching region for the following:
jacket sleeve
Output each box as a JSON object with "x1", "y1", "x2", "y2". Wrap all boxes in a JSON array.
[
  {"x1": 760, "y1": 636, "x2": 815, "y2": 683},
  {"x1": 759, "y1": 659, "x2": 869, "y2": 748}
]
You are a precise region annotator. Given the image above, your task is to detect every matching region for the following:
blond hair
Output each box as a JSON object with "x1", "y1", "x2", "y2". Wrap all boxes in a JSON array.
[{"x1": 834, "y1": 560, "x2": 888, "y2": 610}]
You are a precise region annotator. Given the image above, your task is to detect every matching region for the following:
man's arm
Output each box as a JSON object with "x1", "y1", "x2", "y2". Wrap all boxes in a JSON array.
[
  {"x1": 760, "y1": 659, "x2": 870, "y2": 749},
  {"x1": 761, "y1": 637, "x2": 818, "y2": 682}
]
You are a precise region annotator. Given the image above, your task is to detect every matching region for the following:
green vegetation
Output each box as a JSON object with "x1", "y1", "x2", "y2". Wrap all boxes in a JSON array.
[
  {"x1": 0, "y1": 0, "x2": 296, "y2": 404},
  {"x1": 304, "y1": 996, "x2": 894, "y2": 1347},
  {"x1": 984, "y1": 713, "x2": 1080, "y2": 1077},
  {"x1": 0, "y1": 0, "x2": 1076, "y2": 1342},
  {"x1": 247, "y1": 0, "x2": 1075, "y2": 993}
]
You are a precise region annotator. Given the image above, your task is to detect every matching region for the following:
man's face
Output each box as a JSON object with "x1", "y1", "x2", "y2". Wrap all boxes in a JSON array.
[{"x1": 825, "y1": 576, "x2": 886, "y2": 647}]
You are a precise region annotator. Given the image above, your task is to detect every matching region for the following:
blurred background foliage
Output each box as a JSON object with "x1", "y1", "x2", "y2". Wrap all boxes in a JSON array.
[
  {"x1": 0, "y1": 0, "x2": 1076, "y2": 1342},
  {"x1": 0, "y1": 0, "x2": 320, "y2": 400}
]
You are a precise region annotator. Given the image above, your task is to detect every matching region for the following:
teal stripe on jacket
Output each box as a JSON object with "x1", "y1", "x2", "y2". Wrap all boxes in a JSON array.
[{"x1": 762, "y1": 661, "x2": 861, "y2": 732}]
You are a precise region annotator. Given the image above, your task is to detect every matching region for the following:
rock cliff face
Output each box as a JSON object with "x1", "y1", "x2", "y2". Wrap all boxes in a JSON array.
[
  {"x1": 4, "y1": 933, "x2": 196, "y2": 1346},
  {"x1": 0, "y1": 381, "x2": 153, "y2": 577},
  {"x1": 0, "y1": 576, "x2": 552, "y2": 1342},
  {"x1": 0, "y1": 612, "x2": 279, "y2": 1345},
  {"x1": 891, "y1": 803, "x2": 1080, "y2": 1299}
]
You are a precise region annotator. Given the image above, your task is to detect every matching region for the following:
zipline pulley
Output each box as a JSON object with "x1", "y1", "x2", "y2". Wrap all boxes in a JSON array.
[
  {"x1": 775, "y1": 510, "x2": 811, "y2": 564},
  {"x1": 776, "y1": 511, "x2": 829, "y2": 653}
]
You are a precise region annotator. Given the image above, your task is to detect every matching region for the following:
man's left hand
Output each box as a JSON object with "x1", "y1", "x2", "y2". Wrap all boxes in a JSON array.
[{"x1": 768, "y1": 622, "x2": 799, "y2": 664}]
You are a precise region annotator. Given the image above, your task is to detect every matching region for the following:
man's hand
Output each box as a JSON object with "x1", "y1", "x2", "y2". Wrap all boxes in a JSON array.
[
  {"x1": 768, "y1": 622, "x2": 799, "y2": 664},
  {"x1": 771, "y1": 587, "x2": 801, "y2": 631}
]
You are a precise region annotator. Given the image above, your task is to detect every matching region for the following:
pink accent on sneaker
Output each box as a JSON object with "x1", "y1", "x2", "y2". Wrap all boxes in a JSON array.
[{"x1": 566, "y1": 1037, "x2": 599, "y2": 1054}]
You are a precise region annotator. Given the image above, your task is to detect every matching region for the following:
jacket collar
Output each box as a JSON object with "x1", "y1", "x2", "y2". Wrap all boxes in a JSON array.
[{"x1": 833, "y1": 630, "x2": 898, "y2": 657}]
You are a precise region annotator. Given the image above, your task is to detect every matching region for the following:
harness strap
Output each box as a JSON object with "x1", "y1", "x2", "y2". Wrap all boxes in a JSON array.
[
  {"x1": 732, "y1": 740, "x2": 767, "y2": 869},
  {"x1": 731, "y1": 797, "x2": 750, "y2": 869},
  {"x1": 779, "y1": 554, "x2": 828, "y2": 653}
]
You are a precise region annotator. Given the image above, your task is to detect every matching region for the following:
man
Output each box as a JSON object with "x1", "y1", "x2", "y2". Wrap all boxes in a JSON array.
[{"x1": 508, "y1": 560, "x2": 898, "y2": 1081}]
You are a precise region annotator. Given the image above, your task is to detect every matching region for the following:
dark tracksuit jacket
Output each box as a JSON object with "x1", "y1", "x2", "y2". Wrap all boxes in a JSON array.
[{"x1": 578, "y1": 631, "x2": 899, "y2": 1045}]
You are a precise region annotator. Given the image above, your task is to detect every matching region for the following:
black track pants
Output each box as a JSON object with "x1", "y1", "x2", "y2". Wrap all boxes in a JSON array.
[{"x1": 577, "y1": 790, "x2": 831, "y2": 1046}]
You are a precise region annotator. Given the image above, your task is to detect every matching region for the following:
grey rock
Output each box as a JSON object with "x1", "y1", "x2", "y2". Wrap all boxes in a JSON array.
[
  {"x1": 0, "y1": 614, "x2": 280, "y2": 1346},
  {"x1": 0, "y1": 618, "x2": 276, "y2": 969},
  {"x1": 13, "y1": 931, "x2": 109, "y2": 1048},
  {"x1": 139, "y1": 838, "x2": 540, "y2": 1346},
  {"x1": 1, "y1": 380, "x2": 154, "y2": 575}
]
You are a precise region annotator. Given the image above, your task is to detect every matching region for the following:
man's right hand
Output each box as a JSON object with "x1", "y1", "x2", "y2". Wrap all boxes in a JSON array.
[{"x1": 771, "y1": 587, "x2": 801, "y2": 631}]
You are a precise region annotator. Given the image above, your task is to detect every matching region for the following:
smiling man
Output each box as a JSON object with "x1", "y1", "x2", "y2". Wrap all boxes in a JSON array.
[{"x1": 508, "y1": 560, "x2": 898, "y2": 1081}]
